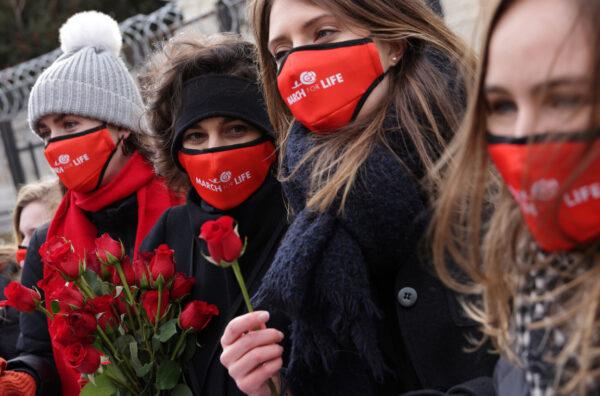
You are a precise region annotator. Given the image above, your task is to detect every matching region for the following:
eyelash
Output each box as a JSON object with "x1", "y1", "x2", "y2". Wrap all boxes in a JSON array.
[{"x1": 486, "y1": 99, "x2": 516, "y2": 115}]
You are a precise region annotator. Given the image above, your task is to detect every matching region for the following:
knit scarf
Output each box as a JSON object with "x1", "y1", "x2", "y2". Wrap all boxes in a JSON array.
[
  {"x1": 253, "y1": 119, "x2": 429, "y2": 395},
  {"x1": 45, "y1": 152, "x2": 180, "y2": 396}
]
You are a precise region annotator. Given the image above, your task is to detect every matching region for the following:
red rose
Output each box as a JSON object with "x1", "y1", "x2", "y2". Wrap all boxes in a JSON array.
[
  {"x1": 85, "y1": 251, "x2": 101, "y2": 274},
  {"x1": 95, "y1": 233, "x2": 123, "y2": 263},
  {"x1": 37, "y1": 269, "x2": 64, "y2": 294},
  {"x1": 0, "y1": 282, "x2": 41, "y2": 312},
  {"x1": 69, "y1": 311, "x2": 97, "y2": 338},
  {"x1": 86, "y1": 295, "x2": 113, "y2": 314},
  {"x1": 199, "y1": 216, "x2": 243, "y2": 266},
  {"x1": 51, "y1": 313, "x2": 94, "y2": 347},
  {"x1": 141, "y1": 289, "x2": 169, "y2": 325},
  {"x1": 97, "y1": 311, "x2": 118, "y2": 331},
  {"x1": 170, "y1": 273, "x2": 195, "y2": 300},
  {"x1": 114, "y1": 293, "x2": 128, "y2": 315},
  {"x1": 64, "y1": 343, "x2": 101, "y2": 374},
  {"x1": 111, "y1": 256, "x2": 135, "y2": 286},
  {"x1": 57, "y1": 250, "x2": 82, "y2": 279},
  {"x1": 133, "y1": 252, "x2": 152, "y2": 288},
  {"x1": 39, "y1": 236, "x2": 71, "y2": 267},
  {"x1": 149, "y1": 244, "x2": 175, "y2": 283},
  {"x1": 48, "y1": 283, "x2": 84, "y2": 312},
  {"x1": 179, "y1": 300, "x2": 219, "y2": 331}
]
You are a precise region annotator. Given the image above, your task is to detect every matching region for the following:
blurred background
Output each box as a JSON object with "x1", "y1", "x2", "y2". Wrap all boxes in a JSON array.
[{"x1": 0, "y1": 0, "x2": 493, "y2": 240}]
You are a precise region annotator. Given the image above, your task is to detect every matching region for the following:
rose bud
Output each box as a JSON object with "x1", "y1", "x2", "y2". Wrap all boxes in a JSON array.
[
  {"x1": 170, "y1": 273, "x2": 195, "y2": 300},
  {"x1": 86, "y1": 295, "x2": 113, "y2": 315},
  {"x1": 97, "y1": 311, "x2": 118, "y2": 332},
  {"x1": 179, "y1": 300, "x2": 219, "y2": 331},
  {"x1": 68, "y1": 311, "x2": 98, "y2": 339},
  {"x1": 114, "y1": 293, "x2": 128, "y2": 315},
  {"x1": 39, "y1": 236, "x2": 71, "y2": 268},
  {"x1": 48, "y1": 283, "x2": 84, "y2": 312},
  {"x1": 95, "y1": 233, "x2": 124, "y2": 263},
  {"x1": 64, "y1": 343, "x2": 102, "y2": 374},
  {"x1": 149, "y1": 244, "x2": 176, "y2": 283},
  {"x1": 133, "y1": 252, "x2": 152, "y2": 288},
  {"x1": 57, "y1": 250, "x2": 82, "y2": 279},
  {"x1": 141, "y1": 289, "x2": 169, "y2": 325},
  {"x1": 85, "y1": 251, "x2": 101, "y2": 275},
  {"x1": 111, "y1": 256, "x2": 135, "y2": 286},
  {"x1": 36, "y1": 270, "x2": 65, "y2": 294},
  {"x1": 0, "y1": 282, "x2": 41, "y2": 312},
  {"x1": 199, "y1": 216, "x2": 243, "y2": 267},
  {"x1": 51, "y1": 314, "x2": 93, "y2": 347}
]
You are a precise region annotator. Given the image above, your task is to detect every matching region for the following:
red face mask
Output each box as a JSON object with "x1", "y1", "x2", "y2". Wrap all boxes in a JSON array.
[
  {"x1": 487, "y1": 133, "x2": 600, "y2": 252},
  {"x1": 277, "y1": 38, "x2": 385, "y2": 134},
  {"x1": 178, "y1": 137, "x2": 276, "y2": 210},
  {"x1": 16, "y1": 245, "x2": 27, "y2": 266},
  {"x1": 44, "y1": 125, "x2": 121, "y2": 193}
]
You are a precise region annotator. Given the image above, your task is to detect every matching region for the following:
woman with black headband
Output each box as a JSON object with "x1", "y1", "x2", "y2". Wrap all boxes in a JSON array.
[{"x1": 141, "y1": 34, "x2": 287, "y2": 395}]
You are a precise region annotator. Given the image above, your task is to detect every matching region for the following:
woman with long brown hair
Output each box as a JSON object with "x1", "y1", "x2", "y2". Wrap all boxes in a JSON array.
[
  {"x1": 432, "y1": 0, "x2": 600, "y2": 395},
  {"x1": 219, "y1": 0, "x2": 497, "y2": 395}
]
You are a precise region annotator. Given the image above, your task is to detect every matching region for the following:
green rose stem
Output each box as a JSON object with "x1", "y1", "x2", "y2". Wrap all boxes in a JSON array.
[
  {"x1": 36, "y1": 303, "x2": 54, "y2": 319},
  {"x1": 97, "y1": 325, "x2": 141, "y2": 392},
  {"x1": 231, "y1": 261, "x2": 253, "y2": 313},
  {"x1": 170, "y1": 329, "x2": 191, "y2": 360},
  {"x1": 154, "y1": 279, "x2": 164, "y2": 333},
  {"x1": 114, "y1": 260, "x2": 135, "y2": 305},
  {"x1": 231, "y1": 261, "x2": 278, "y2": 396},
  {"x1": 76, "y1": 276, "x2": 96, "y2": 299}
]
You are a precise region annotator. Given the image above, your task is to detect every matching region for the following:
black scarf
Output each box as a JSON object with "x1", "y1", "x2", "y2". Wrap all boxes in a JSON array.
[{"x1": 253, "y1": 118, "x2": 431, "y2": 394}]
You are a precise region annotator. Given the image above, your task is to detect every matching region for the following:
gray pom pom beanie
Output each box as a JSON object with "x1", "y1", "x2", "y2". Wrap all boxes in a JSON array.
[{"x1": 27, "y1": 11, "x2": 145, "y2": 136}]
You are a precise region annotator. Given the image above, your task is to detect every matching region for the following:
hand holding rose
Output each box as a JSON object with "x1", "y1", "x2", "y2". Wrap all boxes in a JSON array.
[{"x1": 220, "y1": 311, "x2": 284, "y2": 396}]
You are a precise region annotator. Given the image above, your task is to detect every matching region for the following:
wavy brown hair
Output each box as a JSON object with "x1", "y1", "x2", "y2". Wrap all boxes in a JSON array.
[
  {"x1": 432, "y1": 1, "x2": 600, "y2": 394},
  {"x1": 141, "y1": 33, "x2": 261, "y2": 192},
  {"x1": 250, "y1": 0, "x2": 473, "y2": 213}
]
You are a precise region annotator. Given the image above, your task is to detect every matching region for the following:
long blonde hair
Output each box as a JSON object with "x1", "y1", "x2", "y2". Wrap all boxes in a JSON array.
[
  {"x1": 432, "y1": 1, "x2": 600, "y2": 394},
  {"x1": 250, "y1": 0, "x2": 473, "y2": 213}
]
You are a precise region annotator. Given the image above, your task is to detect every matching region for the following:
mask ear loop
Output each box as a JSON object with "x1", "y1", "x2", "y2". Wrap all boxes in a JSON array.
[{"x1": 91, "y1": 129, "x2": 127, "y2": 192}]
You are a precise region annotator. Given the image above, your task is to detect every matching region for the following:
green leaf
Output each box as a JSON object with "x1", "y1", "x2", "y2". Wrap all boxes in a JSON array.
[
  {"x1": 129, "y1": 341, "x2": 152, "y2": 377},
  {"x1": 50, "y1": 300, "x2": 60, "y2": 314},
  {"x1": 114, "y1": 334, "x2": 135, "y2": 355},
  {"x1": 156, "y1": 360, "x2": 182, "y2": 390},
  {"x1": 170, "y1": 384, "x2": 193, "y2": 396},
  {"x1": 80, "y1": 373, "x2": 117, "y2": 396},
  {"x1": 158, "y1": 319, "x2": 178, "y2": 343},
  {"x1": 104, "y1": 363, "x2": 128, "y2": 386}
]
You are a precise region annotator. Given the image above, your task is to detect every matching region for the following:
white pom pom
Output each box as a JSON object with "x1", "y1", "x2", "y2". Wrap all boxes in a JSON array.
[{"x1": 59, "y1": 11, "x2": 122, "y2": 56}]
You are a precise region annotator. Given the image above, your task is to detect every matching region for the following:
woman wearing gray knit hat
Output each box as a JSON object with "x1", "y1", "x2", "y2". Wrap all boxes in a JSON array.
[{"x1": 0, "y1": 11, "x2": 180, "y2": 396}]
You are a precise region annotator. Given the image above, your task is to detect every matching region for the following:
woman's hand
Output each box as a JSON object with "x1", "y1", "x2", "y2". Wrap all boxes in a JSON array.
[{"x1": 220, "y1": 311, "x2": 285, "y2": 395}]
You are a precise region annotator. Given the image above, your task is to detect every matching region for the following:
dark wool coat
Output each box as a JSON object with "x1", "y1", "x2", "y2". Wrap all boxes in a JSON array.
[
  {"x1": 252, "y1": 119, "x2": 498, "y2": 396},
  {"x1": 0, "y1": 263, "x2": 21, "y2": 361},
  {"x1": 7, "y1": 195, "x2": 140, "y2": 396},
  {"x1": 140, "y1": 173, "x2": 288, "y2": 396}
]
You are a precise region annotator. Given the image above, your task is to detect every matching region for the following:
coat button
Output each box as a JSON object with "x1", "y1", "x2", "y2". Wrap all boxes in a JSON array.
[{"x1": 397, "y1": 287, "x2": 417, "y2": 308}]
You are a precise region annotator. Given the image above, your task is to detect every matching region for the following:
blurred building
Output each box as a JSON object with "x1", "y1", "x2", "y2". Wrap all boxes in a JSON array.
[{"x1": 0, "y1": 0, "x2": 493, "y2": 237}]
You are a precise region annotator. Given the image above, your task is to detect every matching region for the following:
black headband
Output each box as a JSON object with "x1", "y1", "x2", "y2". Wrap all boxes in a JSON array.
[{"x1": 171, "y1": 74, "x2": 274, "y2": 169}]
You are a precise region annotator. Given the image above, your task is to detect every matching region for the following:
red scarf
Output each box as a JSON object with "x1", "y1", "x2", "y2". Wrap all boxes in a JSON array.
[{"x1": 44, "y1": 152, "x2": 181, "y2": 395}]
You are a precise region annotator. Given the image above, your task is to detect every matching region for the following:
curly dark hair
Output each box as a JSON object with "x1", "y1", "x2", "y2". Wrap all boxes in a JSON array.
[{"x1": 140, "y1": 33, "x2": 261, "y2": 193}]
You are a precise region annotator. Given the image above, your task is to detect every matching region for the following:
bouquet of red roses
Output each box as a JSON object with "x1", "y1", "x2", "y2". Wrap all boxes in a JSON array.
[{"x1": 0, "y1": 234, "x2": 218, "y2": 396}]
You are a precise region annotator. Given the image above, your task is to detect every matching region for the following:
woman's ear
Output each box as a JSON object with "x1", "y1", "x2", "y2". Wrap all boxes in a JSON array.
[{"x1": 388, "y1": 40, "x2": 407, "y2": 67}]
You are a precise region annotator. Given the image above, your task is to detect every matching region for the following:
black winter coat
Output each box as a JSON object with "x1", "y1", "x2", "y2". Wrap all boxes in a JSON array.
[
  {"x1": 140, "y1": 173, "x2": 288, "y2": 396},
  {"x1": 253, "y1": 120, "x2": 498, "y2": 396},
  {"x1": 7, "y1": 194, "x2": 140, "y2": 396},
  {"x1": 0, "y1": 263, "x2": 21, "y2": 361}
]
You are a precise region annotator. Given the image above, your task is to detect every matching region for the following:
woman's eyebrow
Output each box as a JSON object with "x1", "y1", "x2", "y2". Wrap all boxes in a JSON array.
[{"x1": 268, "y1": 13, "x2": 334, "y2": 52}]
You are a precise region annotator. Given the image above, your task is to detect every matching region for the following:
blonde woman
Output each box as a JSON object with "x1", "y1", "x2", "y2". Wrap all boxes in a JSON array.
[
  {"x1": 12, "y1": 179, "x2": 63, "y2": 266},
  {"x1": 219, "y1": 0, "x2": 497, "y2": 395},
  {"x1": 432, "y1": 0, "x2": 600, "y2": 395}
]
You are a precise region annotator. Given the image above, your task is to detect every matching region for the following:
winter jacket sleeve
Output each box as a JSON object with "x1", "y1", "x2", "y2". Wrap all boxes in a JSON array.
[{"x1": 7, "y1": 226, "x2": 60, "y2": 396}]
